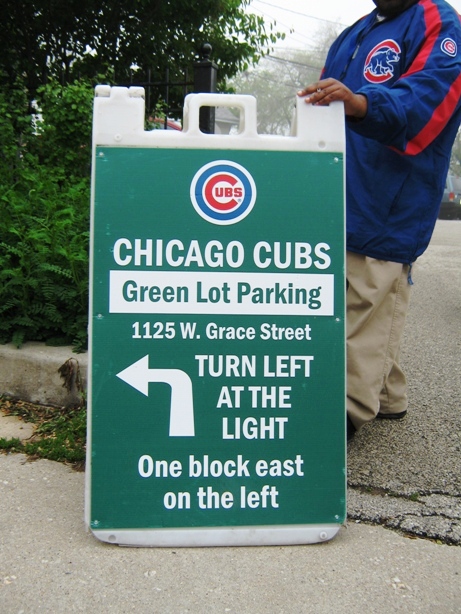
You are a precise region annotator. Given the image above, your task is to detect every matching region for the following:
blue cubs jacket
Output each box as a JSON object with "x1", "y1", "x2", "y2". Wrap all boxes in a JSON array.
[{"x1": 322, "y1": 0, "x2": 461, "y2": 264}]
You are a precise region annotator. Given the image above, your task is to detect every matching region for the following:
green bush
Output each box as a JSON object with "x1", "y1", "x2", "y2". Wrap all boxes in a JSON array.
[{"x1": 0, "y1": 79, "x2": 93, "y2": 351}]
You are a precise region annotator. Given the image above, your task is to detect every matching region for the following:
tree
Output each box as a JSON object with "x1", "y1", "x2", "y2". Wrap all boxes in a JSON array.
[
  {"x1": 0, "y1": 0, "x2": 282, "y2": 115},
  {"x1": 229, "y1": 22, "x2": 341, "y2": 135},
  {"x1": 0, "y1": 1, "x2": 284, "y2": 349}
]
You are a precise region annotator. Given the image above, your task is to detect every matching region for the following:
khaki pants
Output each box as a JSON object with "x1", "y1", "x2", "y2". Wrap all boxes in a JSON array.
[{"x1": 346, "y1": 252, "x2": 411, "y2": 430}]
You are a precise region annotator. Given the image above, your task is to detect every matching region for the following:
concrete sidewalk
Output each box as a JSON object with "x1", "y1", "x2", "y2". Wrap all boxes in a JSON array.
[{"x1": 1, "y1": 452, "x2": 460, "y2": 614}]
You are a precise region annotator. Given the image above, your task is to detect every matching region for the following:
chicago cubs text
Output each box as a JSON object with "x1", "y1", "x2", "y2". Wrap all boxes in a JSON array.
[{"x1": 113, "y1": 238, "x2": 331, "y2": 270}]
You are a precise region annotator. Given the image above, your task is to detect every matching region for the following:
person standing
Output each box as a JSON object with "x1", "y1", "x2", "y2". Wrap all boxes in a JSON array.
[{"x1": 298, "y1": 0, "x2": 461, "y2": 440}]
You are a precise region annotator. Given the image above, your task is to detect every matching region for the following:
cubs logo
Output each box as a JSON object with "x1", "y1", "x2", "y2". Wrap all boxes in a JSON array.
[
  {"x1": 190, "y1": 160, "x2": 256, "y2": 225},
  {"x1": 441, "y1": 38, "x2": 457, "y2": 57},
  {"x1": 364, "y1": 39, "x2": 401, "y2": 83}
]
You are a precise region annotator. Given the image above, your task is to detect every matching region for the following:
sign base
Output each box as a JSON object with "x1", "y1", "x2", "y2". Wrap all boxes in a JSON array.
[{"x1": 91, "y1": 524, "x2": 341, "y2": 547}]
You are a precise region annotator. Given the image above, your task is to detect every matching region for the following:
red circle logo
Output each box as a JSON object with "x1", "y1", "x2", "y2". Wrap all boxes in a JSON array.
[
  {"x1": 203, "y1": 173, "x2": 243, "y2": 212},
  {"x1": 190, "y1": 161, "x2": 256, "y2": 225}
]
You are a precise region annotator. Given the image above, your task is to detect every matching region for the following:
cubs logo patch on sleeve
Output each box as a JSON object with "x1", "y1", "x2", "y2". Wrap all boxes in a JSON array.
[{"x1": 441, "y1": 38, "x2": 458, "y2": 57}]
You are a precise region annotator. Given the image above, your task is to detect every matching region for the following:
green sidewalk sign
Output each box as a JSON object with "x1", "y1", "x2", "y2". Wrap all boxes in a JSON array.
[{"x1": 86, "y1": 89, "x2": 346, "y2": 546}]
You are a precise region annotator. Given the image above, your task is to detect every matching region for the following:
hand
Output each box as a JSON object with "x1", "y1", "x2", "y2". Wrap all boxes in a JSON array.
[{"x1": 298, "y1": 79, "x2": 368, "y2": 119}]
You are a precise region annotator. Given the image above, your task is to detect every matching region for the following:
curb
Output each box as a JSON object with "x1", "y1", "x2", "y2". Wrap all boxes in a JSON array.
[{"x1": 0, "y1": 342, "x2": 88, "y2": 407}]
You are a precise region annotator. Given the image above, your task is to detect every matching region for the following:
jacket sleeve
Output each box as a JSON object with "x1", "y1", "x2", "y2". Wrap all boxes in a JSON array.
[{"x1": 349, "y1": 3, "x2": 461, "y2": 155}]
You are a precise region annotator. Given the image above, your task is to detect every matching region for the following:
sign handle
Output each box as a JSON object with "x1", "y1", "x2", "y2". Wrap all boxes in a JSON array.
[{"x1": 183, "y1": 93, "x2": 258, "y2": 137}]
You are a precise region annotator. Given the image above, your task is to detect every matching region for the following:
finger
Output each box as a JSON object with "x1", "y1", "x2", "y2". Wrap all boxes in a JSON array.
[
  {"x1": 297, "y1": 85, "x2": 316, "y2": 97},
  {"x1": 298, "y1": 85, "x2": 324, "y2": 104}
]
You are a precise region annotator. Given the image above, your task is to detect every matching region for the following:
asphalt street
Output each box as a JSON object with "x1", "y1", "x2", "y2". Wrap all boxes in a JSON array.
[
  {"x1": 1, "y1": 220, "x2": 460, "y2": 613},
  {"x1": 347, "y1": 219, "x2": 461, "y2": 544}
]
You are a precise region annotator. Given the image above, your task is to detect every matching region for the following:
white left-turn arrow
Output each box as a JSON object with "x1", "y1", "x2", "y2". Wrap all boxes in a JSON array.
[{"x1": 116, "y1": 355, "x2": 195, "y2": 437}]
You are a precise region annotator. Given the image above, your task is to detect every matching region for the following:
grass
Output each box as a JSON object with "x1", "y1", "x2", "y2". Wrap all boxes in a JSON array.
[{"x1": 0, "y1": 396, "x2": 86, "y2": 470}]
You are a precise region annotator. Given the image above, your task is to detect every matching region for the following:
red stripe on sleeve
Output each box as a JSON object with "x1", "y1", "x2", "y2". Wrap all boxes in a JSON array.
[
  {"x1": 402, "y1": 0, "x2": 441, "y2": 78},
  {"x1": 405, "y1": 72, "x2": 461, "y2": 155},
  {"x1": 396, "y1": 0, "x2": 460, "y2": 155}
]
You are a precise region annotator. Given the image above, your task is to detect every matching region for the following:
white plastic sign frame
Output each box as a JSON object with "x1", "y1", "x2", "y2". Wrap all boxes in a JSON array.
[{"x1": 86, "y1": 88, "x2": 346, "y2": 547}]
